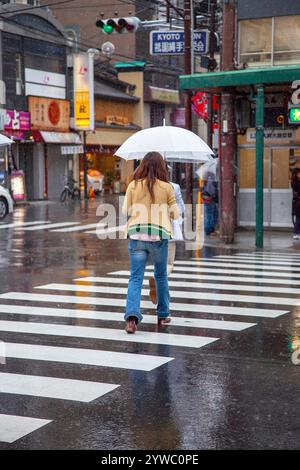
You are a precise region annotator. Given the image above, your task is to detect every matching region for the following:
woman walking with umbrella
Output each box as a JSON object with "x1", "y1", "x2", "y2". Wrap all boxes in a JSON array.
[{"x1": 122, "y1": 152, "x2": 179, "y2": 334}]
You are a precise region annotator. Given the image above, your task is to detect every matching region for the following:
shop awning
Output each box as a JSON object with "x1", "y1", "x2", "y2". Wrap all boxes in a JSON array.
[
  {"x1": 179, "y1": 64, "x2": 300, "y2": 91},
  {"x1": 36, "y1": 131, "x2": 82, "y2": 144}
]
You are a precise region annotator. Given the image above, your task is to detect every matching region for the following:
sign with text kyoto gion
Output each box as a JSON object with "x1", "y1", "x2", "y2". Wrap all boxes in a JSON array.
[{"x1": 150, "y1": 30, "x2": 209, "y2": 55}]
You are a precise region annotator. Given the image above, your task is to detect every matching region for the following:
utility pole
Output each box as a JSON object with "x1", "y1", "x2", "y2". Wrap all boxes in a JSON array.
[
  {"x1": 206, "y1": 0, "x2": 217, "y2": 149},
  {"x1": 184, "y1": 0, "x2": 193, "y2": 205},
  {"x1": 219, "y1": 0, "x2": 236, "y2": 243}
]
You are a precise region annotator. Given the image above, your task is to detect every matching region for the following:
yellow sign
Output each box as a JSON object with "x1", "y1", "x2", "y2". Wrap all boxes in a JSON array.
[
  {"x1": 75, "y1": 91, "x2": 90, "y2": 128},
  {"x1": 73, "y1": 53, "x2": 94, "y2": 131}
]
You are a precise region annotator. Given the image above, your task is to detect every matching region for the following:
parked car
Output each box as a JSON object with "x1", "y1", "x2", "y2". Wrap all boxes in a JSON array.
[{"x1": 0, "y1": 184, "x2": 13, "y2": 219}]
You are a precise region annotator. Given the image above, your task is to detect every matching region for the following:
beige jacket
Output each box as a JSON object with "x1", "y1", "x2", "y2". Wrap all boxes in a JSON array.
[{"x1": 122, "y1": 179, "x2": 180, "y2": 239}]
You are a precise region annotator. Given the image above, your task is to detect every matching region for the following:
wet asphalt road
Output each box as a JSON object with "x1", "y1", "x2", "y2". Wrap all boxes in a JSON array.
[{"x1": 0, "y1": 197, "x2": 299, "y2": 450}]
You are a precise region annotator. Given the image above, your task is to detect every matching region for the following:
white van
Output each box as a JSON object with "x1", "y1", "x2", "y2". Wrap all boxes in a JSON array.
[{"x1": 0, "y1": 184, "x2": 13, "y2": 219}]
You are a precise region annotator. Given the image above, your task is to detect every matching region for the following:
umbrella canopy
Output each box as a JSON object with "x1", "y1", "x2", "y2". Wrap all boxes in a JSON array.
[
  {"x1": 114, "y1": 125, "x2": 214, "y2": 163},
  {"x1": 196, "y1": 158, "x2": 219, "y2": 181},
  {"x1": 0, "y1": 134, "x2": 14, "y2": 146}
]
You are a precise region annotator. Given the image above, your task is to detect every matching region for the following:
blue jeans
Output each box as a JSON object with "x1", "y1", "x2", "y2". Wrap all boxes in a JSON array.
[
  {"x1": 125, "y1": 239, "x2": 170, "y2": 323},
  {"x1": 204, "y1": 202, "x2": 218, "y2": 235}
]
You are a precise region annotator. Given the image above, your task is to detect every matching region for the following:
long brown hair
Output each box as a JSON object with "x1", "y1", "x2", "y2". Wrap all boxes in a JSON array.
[{"x1": 133, "y1": 152, "x2": 169, "y2": 202}]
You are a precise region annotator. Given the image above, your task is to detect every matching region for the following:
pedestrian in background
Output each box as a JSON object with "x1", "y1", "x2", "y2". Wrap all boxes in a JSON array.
[
  {"x1": 122, "y1": 152, "x2": 179, "y2": 334},
  {"x1": 291, "y1": 168, "x2": 300, "y2": 240},
  {"x1": 149, "y1": 165, "x2": 185, "y2": 304},
  {"x1": 202, "y1": 171, "x2": 219, "y2": 237}
]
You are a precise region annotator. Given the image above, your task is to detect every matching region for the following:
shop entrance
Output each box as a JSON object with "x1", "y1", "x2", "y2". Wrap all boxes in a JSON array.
[{"x1": 238, "y1": 146, "x2": 300, "y2": 228}]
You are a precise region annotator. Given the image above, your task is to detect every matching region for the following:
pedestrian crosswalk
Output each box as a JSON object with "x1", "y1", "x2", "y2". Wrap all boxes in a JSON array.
[
  {"x1": 0, "y1": 249, "x2": 298, "y2": 444},
  {"x1": 0, "y1": 219, "x2": 108, "y2": 234}
]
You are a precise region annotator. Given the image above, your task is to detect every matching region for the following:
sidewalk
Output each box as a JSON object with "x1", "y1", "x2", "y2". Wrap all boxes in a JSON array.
[{"x1": 198, "y1": 229, "x2": 300, "y2": 252}]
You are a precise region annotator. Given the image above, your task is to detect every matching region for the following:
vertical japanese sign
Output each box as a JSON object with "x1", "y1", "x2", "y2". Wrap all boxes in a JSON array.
[{"x1": 73, "y1": 53, "x2": 95, "y2": 131}]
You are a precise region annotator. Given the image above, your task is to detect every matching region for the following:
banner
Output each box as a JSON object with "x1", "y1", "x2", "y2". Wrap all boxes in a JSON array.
[
  {"x1": 28, "y1": 97, "x2": 70, "y2": 132},
  {"x1": 73, "y1": 53, "x2": 95, "y2": 131}
]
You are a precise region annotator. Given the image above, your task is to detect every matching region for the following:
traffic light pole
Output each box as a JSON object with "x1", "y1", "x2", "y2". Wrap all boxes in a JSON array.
[
  {"x1": 207, "y1": 0, "x2": 217, "y2": 149},
  {"x1": 219, "y1": 0, "x2": 236, "y2": 244},
  {"x1": 83, "y1": 130, "x2": 88, "y2": 200},
  {"x1": 184, "y1": 0, "x2": 193, "y2": 206}
]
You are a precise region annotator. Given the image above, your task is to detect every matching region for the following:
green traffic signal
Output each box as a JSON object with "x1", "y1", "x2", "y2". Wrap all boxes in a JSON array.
[
  {"x1": 289, "y1": 107, "x2": 300, "y2": 123},
  {"x1": 103, "y1": 24, "x2": 113, "y2": 34}
]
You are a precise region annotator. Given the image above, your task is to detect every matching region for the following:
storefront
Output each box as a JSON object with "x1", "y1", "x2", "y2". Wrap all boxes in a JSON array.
[
  {"x1": 180, "y1": 64, "x2": 300, "y2": 245},
  {"x1": 85, "y1": 78, "x2": 142, "y2": 192},
  {"x1": 238, "y1": 128, "x2": 300, "y2": 228},
  {"x1": 3, "y1": 109, "x2": 33, "y2": 200},
  {"x1": 29, "y1": 96, "x2": 82, "y2": 200}
]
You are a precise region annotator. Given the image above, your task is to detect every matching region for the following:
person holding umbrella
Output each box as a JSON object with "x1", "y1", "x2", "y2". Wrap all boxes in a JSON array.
[{"x1": 122, "y1": 152, "x2": 179, "y2": 334}]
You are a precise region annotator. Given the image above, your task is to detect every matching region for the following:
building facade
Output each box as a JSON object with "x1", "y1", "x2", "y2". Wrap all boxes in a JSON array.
[
  {"x1": 0, "y1": 2, "x2": 81, "y2": 201},
  {"x1": 236, "y1": 1, "x2": 300, "y2": 228}
]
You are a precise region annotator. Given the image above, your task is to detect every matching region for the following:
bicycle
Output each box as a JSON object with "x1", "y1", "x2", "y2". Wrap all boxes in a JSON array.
[{"x1": 60, "y1": 177, "x2": 81, "y2": 203}]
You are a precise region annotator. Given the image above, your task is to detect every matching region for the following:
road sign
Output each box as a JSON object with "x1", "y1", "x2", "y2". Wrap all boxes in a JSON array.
[{"x1": 150, "y1": 30, "x2": 209, "y2": 56}]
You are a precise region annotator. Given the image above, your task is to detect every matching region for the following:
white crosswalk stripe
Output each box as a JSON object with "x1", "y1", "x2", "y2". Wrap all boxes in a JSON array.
[
  {"x1": 75, "y1": 275, "x2": 300, "y2": 295},
  {"x1": 206, "y1": 255, "x2": 300, "y2": 267},
  {"x1": 50, "y1": 223, "x2": 107, "y2": 233},
  {"x1": 0, "y1": 304, "x2": 255, "y2": 331},
  {"x1": 108, "y1": 270, "x2": 300, "y2": 286},
  {"x1": 149, "y1": 265, "x2": 300, "y2": 278},
  {"x1": 0, "y1": 414, "x2": 52, "y2": 444},
  {"x1": 35, "y1": 283, "x2": 300, "y2": 307},
  {"x1": 3, "y1": 341, "x2": 173, "y2": 371},
  {"x1": 223, "y1": 253, "x2": 300, "y2": 261},
  {"x1": 0, "y1": 372, "x2": 119, "y2": 403},
  {"x1": 17, "y1": 222, "x2": 81, "y2": 231},
  {"x1": 254, "y1": 251, "x2": 300, "y2": 258},
  {"x1": 0, "y1": 320, "x2": 218, "y2": 348},
  {"x1": 0, "y1": 221, "x2": 52, "y2": 230},
  {"x1": 178, "y1": 259, "x2": 300, "y2": 272},
  {"x1": 0, "y1": 291, "x2": 287, "y2": 317}
]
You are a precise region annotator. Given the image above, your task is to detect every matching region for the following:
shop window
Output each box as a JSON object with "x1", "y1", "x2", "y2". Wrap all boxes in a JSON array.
[
  {"x1": 274, "y1": 16, "x2": 300, "y2": 65},
  {"x1": 239, "y1": 15, "x2": 300, "y2": 67},
  {"x1": 239, "y1": 19, "x2": 272, "y2": 67},
  {"x1": 271, "y1": 148, "x2": 290, "y2": 189},
  {"x1": 239, "y1": 148, "x2": 269, "y2": 189}
]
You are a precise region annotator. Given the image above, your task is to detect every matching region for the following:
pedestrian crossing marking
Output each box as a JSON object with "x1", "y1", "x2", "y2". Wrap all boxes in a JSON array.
[
  {"x1": 85, "y1": 225, "x2": 126, "y2": 236},
  {"x1": 108, "y1": 271, "x2": 300, "y2": 286},
  {"x1": 205, "y1": 256, "x2": 300, "y2": 267},
  {"x1": 0, "y1": 221, "x2": 52, "y2": 230},
  {"x1": 0, "y1": 320, "x2": 219, "y2": 348},
  {"x1": 0, "y1": 248, "x2": 296, "y2": 444},
  {"x1": 74, "y1": 275, "x2": 300, "y2": 296},
  {"x1": 0, "y1": 414, "x2": 52, "y2": 444},
  {"x1": 17, "y1": 222, "x2": 81, "y2": 231},
  {"x1": 35, "y1": 283, "x2": 300, "y2": 307},
  {"x1": 0, "y1": 291, "x2": 287, "y2": 317},
  {"x1": 3, "y1": 341, "x2": 173, "y2": 371},
  {"x1": 149, "y1": 265, "x2": 300, "y2": 279},
  {"x1": 50, "y1": 223, "x2": 107, "y2": 233},
  {"x1": 177, "y1": 259, "x2": 300, "y2": 273},
  {"x1": 0, "y1": 304, "x2": 255, "y2": 332},
  {"x1": 0, "y1": 372, "x2": 119, "y2": 403},
  {"x1": 222, "y1": 253, "x2": 300, "y2": 261}
]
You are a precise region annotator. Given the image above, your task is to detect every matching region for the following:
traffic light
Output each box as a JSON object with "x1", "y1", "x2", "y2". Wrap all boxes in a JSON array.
[
  {"x1": 95, "y1": 17, "x2": 140, "y2": 34},
  {"x1": 289, "y1": 105, "x2": 300, "y2": 124}
]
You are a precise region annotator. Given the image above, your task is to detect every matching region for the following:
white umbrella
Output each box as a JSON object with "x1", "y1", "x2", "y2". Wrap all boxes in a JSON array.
[
  {"x1": 0, "y1": 134, "x2": 14, "y2": 146},
  {"x1": 196, "y1": 158, "x2": 219, "y2": 181},
  {"x1": 114, "y1": 125, "x2": 214, "y2": 163}
]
